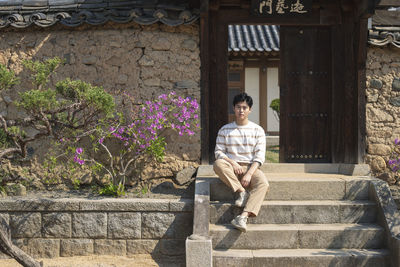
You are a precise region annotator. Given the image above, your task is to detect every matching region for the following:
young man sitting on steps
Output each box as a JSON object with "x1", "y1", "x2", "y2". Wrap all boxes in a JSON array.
[{"x1": 213, "y1": 92, "x2": 270, "y2": 232}]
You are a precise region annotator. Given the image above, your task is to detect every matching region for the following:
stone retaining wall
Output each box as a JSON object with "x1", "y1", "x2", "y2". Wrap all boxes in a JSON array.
[
  {"x1": 366, "y1": 46, "x2": 400, "y2": 185},
  {"x1": 0, "y1": 198, "x2": 193, "y2": 260}
]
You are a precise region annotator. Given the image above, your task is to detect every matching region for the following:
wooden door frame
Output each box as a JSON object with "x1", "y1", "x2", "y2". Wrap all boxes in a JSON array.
[
  {"x1": 200, "y1": 0, "x2": 373, "y2": 164},
  {"x1": 227, "y1": 60, "x2": 245, "y2": 123}
]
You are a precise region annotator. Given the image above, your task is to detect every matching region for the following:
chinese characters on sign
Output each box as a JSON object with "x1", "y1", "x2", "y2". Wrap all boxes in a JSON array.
[{"x1": 252, "y1": 0, "x2": 312, "y2": 16}]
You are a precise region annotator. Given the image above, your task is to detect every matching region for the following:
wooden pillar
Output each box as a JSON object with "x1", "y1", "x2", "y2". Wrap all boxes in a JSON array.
[
  {"x1": 356, "y1": 18, "x2": 368, "y2": 164},
  {"x1": 200, "y1": 0, "x2": 210, "y2": 164},
  {"x1": 331, "y1": 12, "x2": 368, "y2": 163},
  {"x1": 207, "y1": 8, "x2": 229, "y2": 162}
]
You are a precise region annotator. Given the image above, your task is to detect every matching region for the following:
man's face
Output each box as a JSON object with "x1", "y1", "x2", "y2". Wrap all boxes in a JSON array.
[{"x1": 234, "y1": 101, "x2": 251, "y2": 121}]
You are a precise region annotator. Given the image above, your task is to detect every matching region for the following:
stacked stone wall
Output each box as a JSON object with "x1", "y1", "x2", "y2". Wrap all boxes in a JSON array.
[
  {"x1": 0, "y1": 198, "x2": 193, "y2": 260},
  {"x1": 0, "y1": 22, "x2": 201, "y2": 179},
  {"x1": 366, "y1": 46, "x2": 400, "y2": 205}
]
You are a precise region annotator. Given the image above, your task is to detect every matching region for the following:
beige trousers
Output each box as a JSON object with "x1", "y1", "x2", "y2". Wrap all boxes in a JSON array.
[{"x1": 213, "y1": 159, "x2": 269, "y2": 217}]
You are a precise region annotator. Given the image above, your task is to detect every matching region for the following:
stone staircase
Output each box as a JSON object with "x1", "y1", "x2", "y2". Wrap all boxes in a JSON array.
[
  {"x1": 186, "y1": 165, "x2": 400, "y2": 267},
  {"x1": 210, "y1": 173, "x2": 389, "y2": 266}
]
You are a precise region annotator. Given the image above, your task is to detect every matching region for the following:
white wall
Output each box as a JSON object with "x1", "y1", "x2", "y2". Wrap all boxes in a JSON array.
[
  {"x1": 245, "y1": 68, "x2": 260, "y2": 124},
  {"x1": 267, "y1": 67, "x2": 280, "y2": 132}
]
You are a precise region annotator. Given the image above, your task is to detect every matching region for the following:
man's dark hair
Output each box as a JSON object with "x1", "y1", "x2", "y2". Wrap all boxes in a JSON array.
[{"x1": 233, "y1": 92, "x2": 253, "y2": 108}]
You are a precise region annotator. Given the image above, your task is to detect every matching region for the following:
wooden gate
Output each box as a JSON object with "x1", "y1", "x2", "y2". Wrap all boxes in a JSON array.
[{"x1": 279, "y1": 26, "x2": 332, "y2": 163}]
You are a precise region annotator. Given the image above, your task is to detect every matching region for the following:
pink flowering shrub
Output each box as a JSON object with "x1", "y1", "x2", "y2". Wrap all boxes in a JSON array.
[
  {"x1": 70, "y1": 92, "x2": 200, "y2": 195},
  {"x1": 388, "y1": 139, "x2": 400, "y2": 176}
]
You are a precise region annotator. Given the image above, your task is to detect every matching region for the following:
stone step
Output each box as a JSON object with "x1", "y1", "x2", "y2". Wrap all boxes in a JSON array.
[
  {"x1": 213, "y1": 248, "x2": 390, "y2": 267},
  {"x1": 208, "y1": 174, "x2": 372, "y2": 201},
  {"x1": 210, "y1": 200, "x2": 377, "y2": 224},
  {"x1": 210, "y1": 223, "x2": 384, "y2": 250}
]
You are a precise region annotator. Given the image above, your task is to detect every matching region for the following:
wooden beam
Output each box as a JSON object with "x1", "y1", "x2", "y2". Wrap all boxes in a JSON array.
[
  {"x1": 218, "y1": 7, "x2": 326, "y2": 25},
  {"x1": 377, "y1": 0, "x2": 400, "y2": 7},
  {"x1": 209, "y1": 0, "x2": 220, "y2": 10}
]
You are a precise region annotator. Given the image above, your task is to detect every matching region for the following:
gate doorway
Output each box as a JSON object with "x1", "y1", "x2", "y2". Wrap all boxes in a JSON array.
[{"x1": 200, "y1": 1, "x2": 373, "y2": 165}]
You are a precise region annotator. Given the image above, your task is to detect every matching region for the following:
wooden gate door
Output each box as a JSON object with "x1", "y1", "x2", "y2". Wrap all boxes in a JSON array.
[{"x1": 279, "y1": 26, "x2": 332, "y2": 163}]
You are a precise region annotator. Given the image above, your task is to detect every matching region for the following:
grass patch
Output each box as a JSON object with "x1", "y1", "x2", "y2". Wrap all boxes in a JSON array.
[{"x1": 266, "y1": 145, "x2": 279, "y2": 163}]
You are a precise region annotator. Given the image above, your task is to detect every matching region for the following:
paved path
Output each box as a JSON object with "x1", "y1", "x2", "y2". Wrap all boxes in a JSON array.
[{"x1": 0, "y1": 255, "x2": 182, "y2": 267}]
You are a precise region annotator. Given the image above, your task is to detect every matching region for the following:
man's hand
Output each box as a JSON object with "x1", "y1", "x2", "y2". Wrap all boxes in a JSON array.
[
  {"x1": 223, "y1": 158, "x2": 244, "y2": 175},
  {"x1": 240, "y1": 161, "x2": 260, "y2": 188},
  {"x1": 241, "y1": 173, "x2": 252, "y2": 188},
  {"x1": 231, "y1": 161, "x2": 244, "y2": 175}
]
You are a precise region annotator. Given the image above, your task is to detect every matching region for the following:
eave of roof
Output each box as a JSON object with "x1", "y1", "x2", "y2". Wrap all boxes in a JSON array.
[
  {"x1": 0, "y1": 0, "x2": 199, "y2": 28},
  {"x1": 369, "y1": 27, "x2": 400, "y2": 48}
]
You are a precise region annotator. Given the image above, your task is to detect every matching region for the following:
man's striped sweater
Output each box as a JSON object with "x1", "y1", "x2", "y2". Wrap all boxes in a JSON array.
[{"x1": 214, "y1": 121, "x2": 266, "y2": 165}]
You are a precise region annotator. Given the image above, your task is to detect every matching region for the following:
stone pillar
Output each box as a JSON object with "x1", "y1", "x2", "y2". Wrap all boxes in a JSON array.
[{"x1": 186, "y1": 236, "x2": 212, "y2": 267}]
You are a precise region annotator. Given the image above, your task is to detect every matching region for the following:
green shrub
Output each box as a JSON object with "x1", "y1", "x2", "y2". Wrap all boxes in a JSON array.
[{"x1": 270, "y1": 98, "x2": 280, "y2": 116}]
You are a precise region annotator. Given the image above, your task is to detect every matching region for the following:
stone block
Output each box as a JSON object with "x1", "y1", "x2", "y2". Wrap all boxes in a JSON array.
[
  {"x1": 186, "y1": 238, "x2": 212, "y2": 267},
  {"x1": 367, "y1": 107, "x2": 394, "y2": 122},
  {"x1": 367, "y1": 93, "x2": 379, "y2": 102},
  {"x1": 392, "y1": 77, "x2": 400, "y2": 91},
  {"x1": 196, "y1": 166, "x2": 215, "y2": 177},
  {"x1": 126, "y1": 239, "x2": 158, "y2": 254},
  {"x1": 0, "y1": 198, "x2": 80, "y2": 212},
  {"x1": 169, "y1": 199, "x2": 194, "y2": 212},
  {"x1": 28, "y1": 239, "x2": 60, "y2": 258},
  {"x1": 42, "y1": 212, "x2": 71, "y2": 238},
  {"x1": 5, "y1": 183, "x2": 26, "y2": 196},
  {"x1": 138, "y1": 55, "x2": 154, "y2": 66},
  {"x1": 369, "y1": 79, "x2": 383, "y2": 89},
  {"x1": 370, "y1": 156, "x2": 386, "y2": 172},
  {"x1": 175, "y1": 166, "x2": 196, "y2": 185},
  {"x1": 10, "y1": 213, "x2": 41, "y2": 238},
  {"x1": 343, "y1": 177, "x2": 371, "y2": 200},
  {"x1": 390, "y1": 96, "x2": 400, "y2": 107},
  {"x1": 141, "y1": 212, "x2": 175, "y2": 239},
  {"x1": 338, "y1": 164, "x2": 371, "y2": 176},
  {"x1": 106, "y1": 55, "x2": 123, "y2": 66},
  {"x1": 79, "y1": 198, "x2": 170, "y2": 212},
  {"x1": 175, "y1": 80, "x2": 198, "y2": 89},
  {"x1": 340, "y1": 202, "x2": 377, "y2": 223},
  {"x1": 151, "y1": 37, "x2": 171, "y2": 51},
  {"x1": 265, "y1": 178, "x2": 346, "y2": 200},
  {"x1": 108, "y1": 212, "x2": 141, "y2": 239},
  {"x1": 72, "y1": 213, "x2": 107, "y2": 238},
  {"x1": 12, "y1": 239, "x2": 29, "y2": 254},
  {"x1": 117, "y1": 74, "x2": 128, "y2": 84},
  {"x1": 82, "y1": 55, "x2": 97, "y2": 65},
  {"x1": 210, "y1": 224, "x2": 299, "y2": 250},
  {"x1": 368, "y1": 144, "x2": 391, "y2": 156},
  {"x1": 143, "y1": 78, "x2": 161, "y2": 87},
  {"x1": 181, "y1": 39, "x2": 197, "y2": 51},
  {"x1": 172, "y1": 213, "x2": 193, "y2": 239},
  {"x1": 60, "y1": 239, "x2": 94, "y2": 257},
  {"x1": 94, "y1": 239, "x2": 126, "y2": 256},
  {"x1": 159, "y1": 239, "x2": 185, "y2": 256},
  {"x1": 0, "y1": 213, "x2": 9, "y2": 228},
  {"x1": 63, "y1": 53, "x2": 75, "y2": 64},
  {"x1": 298, "y1": 225, "x2": 384, "y2": 249}
]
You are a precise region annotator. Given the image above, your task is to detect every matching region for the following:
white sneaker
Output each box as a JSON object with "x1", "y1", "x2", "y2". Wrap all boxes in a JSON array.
[
  {"x1": 234, "y1": 191, "x2": 249, "y2": 207},
  {"x1": 231, "y1": 215, "x2": 247, "y2": 232}
]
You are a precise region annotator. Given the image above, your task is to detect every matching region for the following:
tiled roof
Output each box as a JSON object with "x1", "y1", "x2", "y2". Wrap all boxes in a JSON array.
[
  {"x1": 369, "y1": 27, "x2": 400, "y2": 48},
  {"x1": 0, "y1": 0, "x2": 199, "y2": 28},
  {"x1": 228, "y1": 25, "x2": 280, "y2": 53},
  {"x1": 369, "y1": 8, "x2": 400, "y2": 48}
]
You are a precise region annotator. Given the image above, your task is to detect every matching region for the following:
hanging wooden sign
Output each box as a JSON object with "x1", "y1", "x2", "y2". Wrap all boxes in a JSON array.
[{"x1": 251, "y1": 0, "x2": 312, "y2": 16}]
